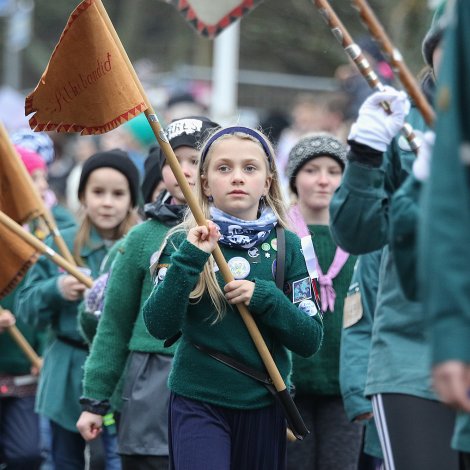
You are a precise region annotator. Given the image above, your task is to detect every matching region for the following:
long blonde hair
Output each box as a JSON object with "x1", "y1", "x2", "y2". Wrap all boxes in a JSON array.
[{"x1": 168, "y1": 126, "x2": 288, "y2": 321}]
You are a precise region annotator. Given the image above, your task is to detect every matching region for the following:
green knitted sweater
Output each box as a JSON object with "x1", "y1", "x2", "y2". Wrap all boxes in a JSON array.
[
  {"x1": 82, "y1": 219, "x2": 176, "y2": 402},
  {"x1": 143, "y1": 229, "x2": 323, "y2": 410},
  {"x1": 291, "y1": 225, "x2": 356, "y2": 396}
]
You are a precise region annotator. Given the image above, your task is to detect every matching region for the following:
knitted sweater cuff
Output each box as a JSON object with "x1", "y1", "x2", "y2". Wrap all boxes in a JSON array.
[
  {"x1": 171, "y1": 239, "x2": 211, "y2": 275},
  {"x1": 249, "y1": 279, "x2": 274, "y2": 316}
]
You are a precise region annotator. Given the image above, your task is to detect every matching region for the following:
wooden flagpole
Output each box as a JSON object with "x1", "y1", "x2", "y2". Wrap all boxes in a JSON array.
[
  {"x1": 0, "y1": 211, "x2": 93, "y2": 288},
  {"x1": 94, "y1": 0, "x2": 306, "y2": 440},
  {"x1": 0, "y1": 306, "x2": 43, "y2": 370},
  {"x1": 313, "y1": 0, "x2": 421, "y2": 155},
  {"x1": 352, "y1": 0, "x2": 435, "y2": 127}
]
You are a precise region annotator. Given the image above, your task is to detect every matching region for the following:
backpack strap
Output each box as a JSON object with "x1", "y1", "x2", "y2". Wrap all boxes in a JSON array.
[{"x1": 275, "y1": 225, "x2": 285, "y2": 290}]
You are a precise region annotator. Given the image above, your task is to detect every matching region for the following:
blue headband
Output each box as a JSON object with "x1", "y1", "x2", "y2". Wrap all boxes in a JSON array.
[{"x1": 200, "y1": 126, "x2": 273, "y2": 164}]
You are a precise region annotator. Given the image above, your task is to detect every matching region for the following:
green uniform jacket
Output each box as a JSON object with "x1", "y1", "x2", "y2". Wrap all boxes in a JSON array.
[
  {"x1": 51, "y1": 204, "x2": 76, "y2": 232},
  {"x1": 340, "y1": 251, "x2": 383, "y2": 459},
  {"x1": 17, "y1": 226, "x2": 109, "y2": 432},
  {"x1": 330, "y1": 107, "x2": 436, "y2": 400},
  {"x1": 0, "y1": 204, "x2": 75, "y2": 377},
  {"x1": 78, "y1": 241, "x2": 123, "y2": 346},
  {"x1": 143, "y1": 230, "x2": 323, "y2": 409},
  {"x1": 418, "y1": 13, "x2": 470, "y2": 446},
  {"x1": 0, "y1": 279, "x2": 47, "y2": 375},
  {"x1": 392, "y1": 172, "x2": 470, "y2": 453},
  {"x1": 292, "y1": 225, "x2": 356, "y2": 396},
  {"x1": 82, "y1": 219, "x2": 177, "y2": 405},
  {"x1": 389, "y1": 173, "x2": 421, "y2": 300}
]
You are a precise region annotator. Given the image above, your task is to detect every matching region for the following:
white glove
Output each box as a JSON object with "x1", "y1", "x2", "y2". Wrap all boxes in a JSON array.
[
  {"x1": 348, "y1": 86, "x2": 411, "y2": 152},
  {"x1": 412, "y1": 131, "x2": 435, "y2": 182}
]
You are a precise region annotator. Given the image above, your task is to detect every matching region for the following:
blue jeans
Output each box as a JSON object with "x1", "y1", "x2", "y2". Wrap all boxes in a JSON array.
[
  {"x1": 102, "y1": 426, "x2": 121, "y2": 470},
  {"x1": 40, "y1": 416, "x2": 54, "y2": 470}
]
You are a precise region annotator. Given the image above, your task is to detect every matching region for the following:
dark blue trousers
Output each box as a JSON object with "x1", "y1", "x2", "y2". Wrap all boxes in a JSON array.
[
  {"x1": 0, "y1": 396, "x2": 42, "y2": 469},
  {"x1": 168, "y1": 392, "x2": 286, "y2": 470},
  {"x1": 50, "y1": 420, "x2": 85, "y2": 470}
]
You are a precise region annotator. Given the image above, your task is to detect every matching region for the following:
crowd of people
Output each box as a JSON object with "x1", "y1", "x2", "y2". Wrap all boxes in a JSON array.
[{"x1": 1, "y1": 1, "x2": 469, "y2": 469}]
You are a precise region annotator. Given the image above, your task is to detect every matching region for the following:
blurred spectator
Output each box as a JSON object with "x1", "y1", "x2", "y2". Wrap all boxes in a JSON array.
[
  {"x1": 124, "y1": 113, "x2": 156, "y2": 150},
  {"x1": 335, "y1": 36, "x2": 394, "y2": 122},
  {"x1": 276, "y1": 93, "x2": 333, "y2": 196},
  {"x1": 100, "y1": 126, "x2": 147, "y2": 178},
  {"x1": 164, "y1": 91, "x2": 207, "y2": 124},
  {"x1": 141, "y1": 144, "x2": 165, "y2": 206},
  {"x1": 46, "y1": 133, "x2": 75, "y2": 204},
  {"x1": 11, "y1": 128, "x2": 55, "y2": 166},
  {"x1": 260, "y1": 109, "x2": 290, "y2": 146},
  {"x1": 66, "y1": 136, "x2": 101, "y2": 214},
  {"x1": 0, "y1": 87, "x2": 30, "y2": 132}
]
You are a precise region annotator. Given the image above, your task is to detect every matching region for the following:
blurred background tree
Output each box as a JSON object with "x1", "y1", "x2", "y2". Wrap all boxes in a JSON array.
[{"x1": 0, "y1": 0, "x2": 433, "y2": 91}]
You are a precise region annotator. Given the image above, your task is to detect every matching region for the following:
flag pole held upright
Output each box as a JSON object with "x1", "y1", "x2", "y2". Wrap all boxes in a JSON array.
[
  {"x1": 0, "y1": 305, "x2": 42, "y2": 370},
  {"x1": 352, "y1": 0, "x2": 435, "y2": 127},
  {"x1": 313, "y1": 0, "x2": 421, "y2": 155},
  {"x1": 93, "y1": 0, "x2": 307, "y2": 440},
  {"x1": 0, "y1": 211, "x2": 93, "y2": 289}
]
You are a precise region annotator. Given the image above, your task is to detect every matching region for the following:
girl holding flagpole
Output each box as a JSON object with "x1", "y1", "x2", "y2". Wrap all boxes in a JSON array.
[
  {"x1": 284, "y1": 133, "x2": 361, "y2": 470},
  {"x1": 142, "y1": 126, "x2": 323, "y2": 470},
  {"x1": 17, "y1": 149, "x2": 139, "y2": 470}
]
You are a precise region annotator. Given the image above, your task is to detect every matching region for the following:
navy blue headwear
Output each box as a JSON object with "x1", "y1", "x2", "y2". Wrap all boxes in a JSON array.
[{"x1": 200, "y1": 126, "x2": 274, "y2": 166}]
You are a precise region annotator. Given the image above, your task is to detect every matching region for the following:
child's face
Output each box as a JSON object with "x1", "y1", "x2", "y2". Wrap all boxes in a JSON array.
[
  {"x1": 30, "y1": 168, "x2": 49, "y2": 200},
  {"x1": 295, "y1": 156, "x2": 342, "y2": 212},
  {"x1": 202, "y1": 137, "x2": 271, "y2": 221},
  {"x1": 161, "y1": 146, "x2": 198, "y2": 205},
  {"x1": 81, "y1": 167, "x2": 131, "y2": 239}
]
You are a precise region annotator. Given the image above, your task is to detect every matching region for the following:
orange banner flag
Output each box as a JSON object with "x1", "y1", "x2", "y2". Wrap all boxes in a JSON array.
[
  {"x1": 0, "y1": 223, "x2": 39, "y2": 299},
  {"x1": 0, "y1": 123, "x2": 44, "y2": 224},
  {"x1": 25, "y1": 0, "x2": 147, "y2": 135}
]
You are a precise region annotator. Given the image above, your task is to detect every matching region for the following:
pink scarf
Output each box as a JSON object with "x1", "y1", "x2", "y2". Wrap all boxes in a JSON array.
[{"x1": 288, "y1": 204, "x2": 349, "y2": 312}]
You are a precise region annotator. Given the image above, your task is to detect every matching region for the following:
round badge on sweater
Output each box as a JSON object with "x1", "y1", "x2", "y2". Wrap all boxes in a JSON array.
[
  {"x1": 228, "y1": 257, "x2": 251, "y2": 279},
  {"x1": 298, "y1": 299, "x2": 317, "y2": 317}
]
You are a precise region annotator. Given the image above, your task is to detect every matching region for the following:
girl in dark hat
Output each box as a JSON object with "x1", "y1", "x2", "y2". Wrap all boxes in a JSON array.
[
  {"x1": 17, "y1": 149, "x2": 139, "y2": 469},
  {"x1": 77, "y1": 116, "x2": 219, "y2": 470}
]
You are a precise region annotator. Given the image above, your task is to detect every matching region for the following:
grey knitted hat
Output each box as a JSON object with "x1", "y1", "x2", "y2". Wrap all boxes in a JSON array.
[{"x1": 286, "y1": 133, "x2": 347, "y2": 194}]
